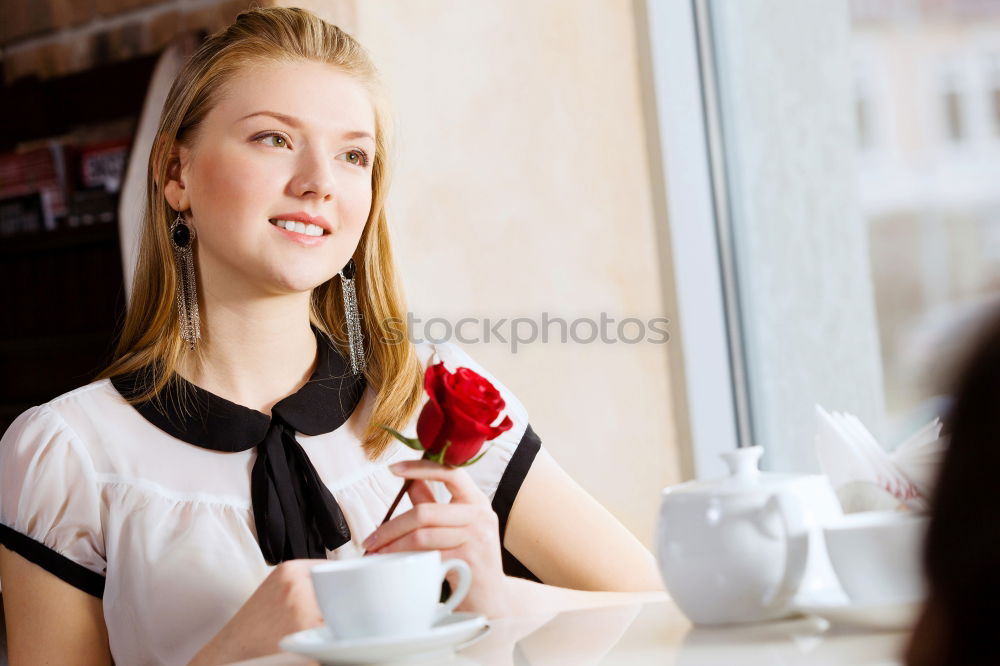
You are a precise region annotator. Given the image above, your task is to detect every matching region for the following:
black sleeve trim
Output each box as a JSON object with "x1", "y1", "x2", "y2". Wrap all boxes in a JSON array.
[
  {"x1": 492, "y1": 423, "x2": 542, "y2": 583},
  {"x1": 0, "y1": 523, "x2": 105, "y2": 599}
]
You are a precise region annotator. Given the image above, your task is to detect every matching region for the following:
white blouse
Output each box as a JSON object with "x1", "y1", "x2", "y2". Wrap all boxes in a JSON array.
[{"x1": 0, "y1": 338, "x2": 542, "y2": 666}]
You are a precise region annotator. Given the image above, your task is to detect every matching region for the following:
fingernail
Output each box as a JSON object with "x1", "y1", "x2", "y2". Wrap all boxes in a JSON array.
[
  {"x1": 363, "y1": 533, "x2": 377, "y2": 548},
  {"x1": 388, "y1": 462, "x2": 406, "y2": 472}
]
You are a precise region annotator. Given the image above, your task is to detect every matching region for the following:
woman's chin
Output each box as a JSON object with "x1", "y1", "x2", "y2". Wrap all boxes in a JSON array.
[{"x1": 266, "y1": 271, "x2": 340, "y2": 296}]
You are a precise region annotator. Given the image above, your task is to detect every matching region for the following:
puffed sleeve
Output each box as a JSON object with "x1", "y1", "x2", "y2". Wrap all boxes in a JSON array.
[
  {"x1": 427, "y1": 341, "x2": 543, "y2": 582},
  {"x1": 0, "y1": 405, "x2": 107, "y2": 598}
]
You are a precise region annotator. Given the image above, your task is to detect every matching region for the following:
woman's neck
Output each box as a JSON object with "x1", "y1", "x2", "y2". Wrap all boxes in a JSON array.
[{"x1": 177, "y1": 293, "x2": 318, "y2": 416}]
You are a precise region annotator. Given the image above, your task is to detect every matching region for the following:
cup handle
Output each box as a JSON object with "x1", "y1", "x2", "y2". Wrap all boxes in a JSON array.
[{"x1": 435, "y1": 558, "x2": 472, "y2": 621}]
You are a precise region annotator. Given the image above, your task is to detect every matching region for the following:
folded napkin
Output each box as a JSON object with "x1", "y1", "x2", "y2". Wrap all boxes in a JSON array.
[{"x1": 814, "y1": 405, "x2": 946, "y2": 512}]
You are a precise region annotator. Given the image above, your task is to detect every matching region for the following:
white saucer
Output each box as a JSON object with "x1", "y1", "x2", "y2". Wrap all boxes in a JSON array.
[
  {"x1": 279, "y1": 612, "x2": 490, "y2": 665},
  {"x1": 793, "y1": 597, "x2": 922, "y2": 632}
]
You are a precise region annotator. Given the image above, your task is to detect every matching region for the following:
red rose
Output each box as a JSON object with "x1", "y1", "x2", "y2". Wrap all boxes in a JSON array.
[
  {"x1": 414, "y1": 362, "x2": 513, "y2": 465},
  {"x1": 372, "y1": 362, "x2": 515, "y2": 537}
]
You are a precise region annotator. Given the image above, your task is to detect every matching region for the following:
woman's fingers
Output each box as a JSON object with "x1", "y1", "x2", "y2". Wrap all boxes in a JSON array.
[
  {"x1": 364, "y1": 501, "x2": 483, "y2": 552},
  {"x1": 388, "y1": 460, "x2": 485, "y2": 504},
  {"x1": 406, "y1": 478, "x2": 437, "y2": 505},
  {"x1": 371, "y1": 526, "x2": 469, "y2": 555}
]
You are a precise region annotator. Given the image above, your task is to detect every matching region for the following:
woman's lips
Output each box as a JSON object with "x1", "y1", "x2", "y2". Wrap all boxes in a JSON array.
[
  {"x1": 268, "y1": 220, "x2": 330, "y2": 246},
  {"x1": 269, "y1": 212, "x2": 333, "y2": 233}
]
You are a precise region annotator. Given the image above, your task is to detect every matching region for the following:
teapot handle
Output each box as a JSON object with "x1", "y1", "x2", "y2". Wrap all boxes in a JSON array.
[{"x1": 764, "y1": 489, "x2": 810, "y2": 608}]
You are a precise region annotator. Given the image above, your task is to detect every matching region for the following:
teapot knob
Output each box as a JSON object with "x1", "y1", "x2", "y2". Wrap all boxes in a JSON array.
[{"x1": 719, "y1": 445, "x2": 764, "y2": 484}]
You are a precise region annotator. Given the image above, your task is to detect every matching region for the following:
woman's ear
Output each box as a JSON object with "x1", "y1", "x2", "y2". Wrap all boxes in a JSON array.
[{"x1": 163, "y1": 144, "x2": 191, "y2": 212}]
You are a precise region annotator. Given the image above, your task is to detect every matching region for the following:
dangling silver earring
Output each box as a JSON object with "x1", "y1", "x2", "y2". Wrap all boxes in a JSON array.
[
  {"x1": 338, "y1": 258, "x2": 366, "y2": 375},
  {"x1": 170, "y1": 213, "x2": 201, "y2": 351}
]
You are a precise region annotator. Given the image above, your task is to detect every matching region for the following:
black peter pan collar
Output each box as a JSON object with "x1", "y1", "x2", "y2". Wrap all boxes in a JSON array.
[{"x1": 110, "y1": 326, "x2": 366, "y2": 565}]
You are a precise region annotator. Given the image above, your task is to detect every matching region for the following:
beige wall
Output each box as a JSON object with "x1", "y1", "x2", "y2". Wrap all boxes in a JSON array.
[{"x1": 291, "y1": 0, "x2": 683, "y2": 548}]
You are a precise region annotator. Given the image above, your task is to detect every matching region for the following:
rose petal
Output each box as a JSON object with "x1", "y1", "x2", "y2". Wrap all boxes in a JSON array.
[
  {"x1": 447, "y1": 369, "x2": 505, "y2": 423},
  {"x1": 444, "y1": 440, "x2": 488, "y2": 466},
  {"x1": 418, "y1": 364, "x2": 514, "y2": 465},
  {"x1": 455, "y1": 368, "x2": 503, "y2": 404},
  {"x1": 416, "y1": 397, "x2": 445, "y2": 452},
  {"x1": 445, "y1": 397, "x2": 495, "y2": 430},
  {"x1": 458, "y1": 389, "x2": 504, "y2": 421},
  {"x1": 424, "y1": 362, "x2": 451, "y2": 405},
  {"x1": 438, "y1": 409, "x2": 494, "y2": 464},
  {"x1": 486, "y1": 414, "x2": 513, "y2": 439},
  {"x1": 443, "y1": 436, "x2": 489, "y2": 466}
]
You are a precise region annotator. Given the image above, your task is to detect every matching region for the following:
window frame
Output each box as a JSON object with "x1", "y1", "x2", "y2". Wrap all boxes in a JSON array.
[{"x1": 640, "y1": 0, "x2": 753, "y2": 478}]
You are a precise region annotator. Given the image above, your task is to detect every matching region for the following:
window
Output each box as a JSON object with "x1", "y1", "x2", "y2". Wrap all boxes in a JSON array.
[
  {"x1": 941, "y1": 76, "x2": 965, "y2": 142},
  {"x1": 646, "y1": 0, "x2": 1000, "y2": 476},
  {"x1": 855, "y1": 76, "x2": 876, "y2": 149},
  {"x1": 990, "y1": 57, "x2": 1000, "y2": 136}
]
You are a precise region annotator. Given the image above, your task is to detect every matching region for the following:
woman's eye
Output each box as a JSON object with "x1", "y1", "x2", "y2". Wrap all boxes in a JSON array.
[
  {"x1": 338, "y1": 149, "x2": 369, "y2": 167},
  {"x1": 257, "y1": 133, "x2": 289, "y2": 148}
]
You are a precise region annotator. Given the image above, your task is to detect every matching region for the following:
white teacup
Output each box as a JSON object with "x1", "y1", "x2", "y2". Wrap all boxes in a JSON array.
[
  {"x1": 311, "y1": 550, "x2": 472, "y2": 641},
  {"x1": 822, "y1": 510, "x2": 929, "y2": 604}
]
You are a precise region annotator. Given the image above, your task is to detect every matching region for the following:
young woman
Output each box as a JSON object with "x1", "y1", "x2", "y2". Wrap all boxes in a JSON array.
[{"x1": 0, "y1": 7, "x2": 663, "y2": 666}]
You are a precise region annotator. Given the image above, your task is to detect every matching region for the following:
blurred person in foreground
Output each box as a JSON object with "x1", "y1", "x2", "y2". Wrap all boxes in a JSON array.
[{"x1": 905, "y1": 306, "x2": 1000, "y2": 666}]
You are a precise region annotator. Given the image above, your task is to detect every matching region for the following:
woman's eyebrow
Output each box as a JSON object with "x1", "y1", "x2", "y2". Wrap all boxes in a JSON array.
[
  {"x1": 238, "y1": 110, "x2": 374, "y2": 141},
  {"x1": 342, "y1": 130, "x2": 375, "y2": 142},
  {"x1": 239, "y1": 110, "x2": 301, "y2": 126}
]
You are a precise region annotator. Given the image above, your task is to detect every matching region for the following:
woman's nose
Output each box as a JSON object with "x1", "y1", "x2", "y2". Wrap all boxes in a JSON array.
[{"x1": 291, "y1": 149, "x2": 336, "y2": 199}]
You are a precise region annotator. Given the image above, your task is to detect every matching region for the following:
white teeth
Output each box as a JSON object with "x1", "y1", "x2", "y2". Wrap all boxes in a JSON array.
[{"x1": 270, "y1": 219, "x2": 326, "y2": 236}]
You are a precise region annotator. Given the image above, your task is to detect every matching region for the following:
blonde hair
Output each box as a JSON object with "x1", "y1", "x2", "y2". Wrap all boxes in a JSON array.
[{"x1": 97, "y1": 6, "x2": 423, "y2": 459}]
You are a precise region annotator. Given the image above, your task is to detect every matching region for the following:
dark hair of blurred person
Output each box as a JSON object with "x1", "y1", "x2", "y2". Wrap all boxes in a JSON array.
[{"x1": 905, "y1": 306, "x2": 1000, "y2": 666}]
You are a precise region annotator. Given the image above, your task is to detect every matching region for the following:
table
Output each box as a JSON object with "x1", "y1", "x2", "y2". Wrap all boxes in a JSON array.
[{"x1": 227, "y1": 594, "x2": 911, "y2": 665}]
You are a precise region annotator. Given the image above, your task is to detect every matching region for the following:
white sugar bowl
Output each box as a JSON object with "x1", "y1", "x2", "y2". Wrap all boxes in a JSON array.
[{"x1": 656, "y1": 446, "x2": 842, "y2": 625}]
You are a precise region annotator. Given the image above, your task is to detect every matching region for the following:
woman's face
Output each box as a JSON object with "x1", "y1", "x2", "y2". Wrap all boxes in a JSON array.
[{"x1": 166, "y1": 59, "x2": 376, "y2": 299}]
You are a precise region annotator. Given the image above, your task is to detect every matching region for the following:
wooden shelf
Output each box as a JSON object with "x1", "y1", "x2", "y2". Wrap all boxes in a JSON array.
[
  {"x1": 0, "y1": 54, "x2": 158, "y2": 153},
  {"x1": 0, "y1": 57, "x2": 151, "y2": 434}
]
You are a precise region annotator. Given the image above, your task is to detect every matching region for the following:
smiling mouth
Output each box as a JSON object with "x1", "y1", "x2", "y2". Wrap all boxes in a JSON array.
[{"x1": 269, "y1": 218, "x2": 329, "y2": 237}]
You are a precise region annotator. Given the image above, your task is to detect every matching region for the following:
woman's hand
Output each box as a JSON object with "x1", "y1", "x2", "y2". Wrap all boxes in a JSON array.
[
  {"x1": 363, "y1": 460, "x2": 511, "y2": 618},
  {"x1": 188, "y1": 559, "x2": 327, "y2": 666}
]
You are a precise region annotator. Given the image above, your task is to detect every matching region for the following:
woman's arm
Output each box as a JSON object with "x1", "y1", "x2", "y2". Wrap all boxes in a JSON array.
[
  {"x1": 503, "y1": 448, "x2": 665, "y2": 593},
  {"x1": 0, "y1": 545, "x2": 112, "y2": 666},
  {"x1": 365, "y1": 450, "x2": 666, "y2": 618}
]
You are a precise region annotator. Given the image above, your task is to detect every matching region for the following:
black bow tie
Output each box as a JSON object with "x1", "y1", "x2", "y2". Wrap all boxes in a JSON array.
[{"x1": 111, "y1": 325, "x2": 366, "y2": 564}]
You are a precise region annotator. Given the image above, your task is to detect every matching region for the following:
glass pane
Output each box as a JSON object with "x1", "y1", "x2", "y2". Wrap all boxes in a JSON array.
[
  {"x1": 704, "y1": 0, "x2": 1000, "y2": 470},
  {"x1": 852, "y1": 0, "x2": 1000, "y2": 434}
]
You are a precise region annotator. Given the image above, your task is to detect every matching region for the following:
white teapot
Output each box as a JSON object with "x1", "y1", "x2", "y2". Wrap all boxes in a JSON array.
[{"x1": 656, "y1": 446, "x2": 843, "y2": 625}]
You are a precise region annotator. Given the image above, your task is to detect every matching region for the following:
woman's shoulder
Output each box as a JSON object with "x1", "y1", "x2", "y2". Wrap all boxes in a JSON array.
[
  {"x1": 0, "y1": 381, "x2": 112, "y2": 597},
  {"x1": 1, "y1": 378, "x2": 128, "y2": 459},
  {"x1": 411, "y1": 339, "x2": 477, "y2": 361},
  {"x1": 0, "y1": 382, "x2": 112, "y2": 513},
  {"x1": 413, "y1": 339, "x2": 508, "y2": 386},
  {"x1": 31, "y1": 377, "x2": 119, "y2": 409}
]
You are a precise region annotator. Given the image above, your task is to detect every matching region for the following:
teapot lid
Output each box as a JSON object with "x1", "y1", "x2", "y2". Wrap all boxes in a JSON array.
[
  {"x1": 719, "y1": 446, "x2": 764, "y2": 484},
  {"x1": 663, "y1": 445, "x2": 802, "y2": 497}
]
